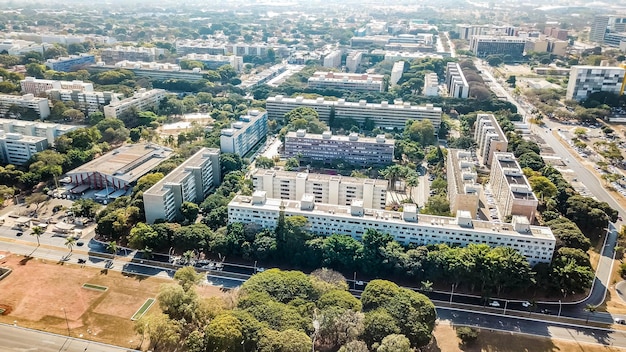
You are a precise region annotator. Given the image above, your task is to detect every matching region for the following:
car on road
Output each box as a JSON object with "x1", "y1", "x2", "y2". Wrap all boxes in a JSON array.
[
  {"x1": 16, "y1": 232, "x2": 23, "y2": 236},
  {"x1": 522, "y1": 301, "x2": 531, "y2": 308},
  {"x1": 77, "y1": 258, "x2": 86, "y2": 264},
  {"x1": 540, "y1": 309, "x2": 552, "y2": 315},
  {"x1": 615, "y1": 318, "x2": 626, "y2": 325},
  {"x1": 489, "y1": 301, "x2": 500, "y2": 307}
]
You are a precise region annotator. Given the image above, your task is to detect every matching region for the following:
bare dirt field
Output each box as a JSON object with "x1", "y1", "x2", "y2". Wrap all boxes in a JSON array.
[
  {"x1": 0, "y1": 251, "x2": 224, "y2": 349},
  {"x1": 428, "y1": 322, "x2": 626, "y2": 352}
]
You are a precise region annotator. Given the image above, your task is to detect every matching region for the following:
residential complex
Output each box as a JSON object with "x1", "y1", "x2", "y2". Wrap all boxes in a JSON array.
[
  {"x1": 44, "y1": 54, "x2": 96, "y2": 72},
  {"x1": 469, "y1": 36, "x2": 526, "y2": 59},
  {"x1": 103, "y1": 88, "x2": 166, "y2": 119},
  {"x1": 475, "y1": 113, "x2": 508, "y2": 166},
  {"x1": 308, "y1": 72, "x2": 384, "y2": 92},
  {"x1": 251, "y1": 169, "x2": 388, "y2": 209},
  {"x1": 445, "y1": 62, "x2": 469, "y2": 99},
  {"x1": 390, "y1": 61, "x2": 405, "y2": 86},
  {"x1": 220, "y1": 110, "x2": 268, "y2": 155},
  {"x1": 228, "y1": 191, "x2": 556, "y2": 265},
  {"x1": 0, "y1": 39, "x2": 49, "y2": 56},
  {"x1": 20, "y1": 77, "x2": 94, "y2": 96},
  {"x1": 100, "y1": 46, "x2": 166, "y2": 64},
  {"x1": 284, "y1": 130, "x2": 394, "y2": 166},
  {"x1": 91, "y1": 61, "x2": 206, "y2": 82},
  {"x1": 0, "y1": 132, "x2": 48, "y2": 165},
  {"x1": 178, "y1": 53, "x2": 244, "y2": 71},
  {"x1": 0, "y1": 94, "x2": 51, "y2": 119},
  {"x1": 447, "y1": 149, "x2": 482, "y2": 216},
  {"x1": 266, "y1": 95, "x2": 442, "y2": 131},
  {"x1": 565, "y1": 65, "x2": 626, "y2": 101},
  {"x1": 0, "y1": 118, "x2": 77, "y2": 145},
  {"x1": 489, "y1": 152, "x2": 538, "y2": 221},
  {"x1": 47, "y1": 89, "x2": 121, "y2": 115},
  {"x1": 143, "y1": 148, "x2": 221, "y2": 224},
  {"x1": 423, "y1": 72, "x2": 439, "y2": 96},
  {"x1": 323, "y1": 50, "x2": 342, "y2": 68},
  {"x1": 66, "y1": 143, "x2": 174, "y2": 190},
  {"x1": 381, "y1": 51, "x2": 444, "y2": 62},
  {"x1": 456, "y1": 24, "x2": 516, "y2": 40},
  {"x1": 346, "y1": 51, "x2": 363, "y2": 72}
]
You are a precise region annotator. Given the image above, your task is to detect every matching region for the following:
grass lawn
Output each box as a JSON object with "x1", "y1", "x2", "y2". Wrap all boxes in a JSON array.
[
  {"x1": 82, "y1": 283, "x2": 108, "y2": 292},
  {"x1": 131, "y1": 298, "x2": 155, "y2": 321}
]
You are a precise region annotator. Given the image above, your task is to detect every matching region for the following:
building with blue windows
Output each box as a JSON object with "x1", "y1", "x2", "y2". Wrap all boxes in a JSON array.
[
  {"x1": 45, "y1": 54, "x2": 95, "y2": 72},
  {"x1": 220, "y1": 110, "x2": 268, "y2": 156}
]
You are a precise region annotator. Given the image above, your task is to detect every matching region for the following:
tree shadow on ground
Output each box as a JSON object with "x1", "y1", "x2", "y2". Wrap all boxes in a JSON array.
[
  {"x1": 19, "y1": 256, "x2": 34, "y2": 265},
  {"x1": 461, "y1": 330, "x2": 560, "y2": 352}
]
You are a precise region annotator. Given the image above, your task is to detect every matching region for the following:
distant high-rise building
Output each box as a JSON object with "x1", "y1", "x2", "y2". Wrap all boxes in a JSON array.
[
  {"x1": 446, "y1": 62, "x2": 469, "y2": 99},
  {"x1": 590, "y1": 16, "x2": 610, "y2": 43},
  {"x1": 469, "y1": 36, "x2": 525, "y2": 59},
  {"x1": 390, "y1": 61, "x2": 405, "y2": 86},
  {"x1": 566, "y1": 65, "x2": 626, "y2": 101},
  {"x1": 220, "y1": 110, "x2": 268, "y2": 156},
  {"x1": 323, "y1": 50, "x2": 342, "y2": 68}
]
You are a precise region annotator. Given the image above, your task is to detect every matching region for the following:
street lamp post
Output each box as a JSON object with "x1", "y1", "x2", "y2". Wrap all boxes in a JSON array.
[
  {"x1": 61, "y1": 307, "x2": 70, "y2": 336},
  {"x1": 353, "y1": 272, "x2": 357, "y2": 290},
  {"x1": 503, "y1": 300, "x2": 508, "y2": 315},
  {"x1": 558, "y1": 300, "x2": 562, "y2": 318},
  {"x1": 449, "y1": 284, "x2": 454, "y2": 305},
  {"x1": 253, "y1": 260, "x2": 257, "y2": 273}
]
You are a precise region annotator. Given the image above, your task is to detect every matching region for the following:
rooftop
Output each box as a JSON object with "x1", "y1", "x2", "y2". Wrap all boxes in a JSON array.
[
  {"x1": 309, "y1": 71, "x2": 384, "y2": 82},
  {"x1": 286, "y1": 130, "x2": 394, "y2": 145},
  {"x1": 253, "y1": 169, "x2": 388, "y2": 187},
  {"x1": 268, "y1": 95, "x2": 441, "y2": 112}
]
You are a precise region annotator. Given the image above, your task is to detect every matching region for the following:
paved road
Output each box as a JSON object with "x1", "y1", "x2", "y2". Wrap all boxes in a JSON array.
[{"x1": 0, "y1": 323, "x2": 136, "y2": 352}]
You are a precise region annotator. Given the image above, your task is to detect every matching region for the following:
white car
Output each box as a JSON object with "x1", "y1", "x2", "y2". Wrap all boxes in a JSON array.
[
  {"x1": 615, "y1": 318, "x2": 626, "y2": 325},
  {"x1": 522, "y1": 301, "x2": 531, "y2": 308},
  {"x1": 489, "y1": 301, "x2": 501, "y2": 307}
]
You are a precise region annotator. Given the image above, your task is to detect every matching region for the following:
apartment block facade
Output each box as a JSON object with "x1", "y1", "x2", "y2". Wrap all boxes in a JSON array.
[
  {"x1": 220, "y1": 110, "x2": 268, "y2": 155},
  {"x1": 228, "y1": 192, "x2": 556, "y2": 265},
  {"x1": 100, "y1": 46, "x2": 165, "y2": 64},
  {"x1": 446, "y1": 62, "x2": 469, "y2": 99},
  {"x1": 0, "y1": 118, "x2": 77, "y2": 145},
  {"x1": 475, "y1": 113, "x2": 508, "y2": 166},
  {"x1": 143, "y1": 148, "x2": 221, "y2": 224},
  {"x1": 0, "y1": 94, "x2": 51, "y2": 119},
  {"x1": 469, "y1": 36, "x2": 525, "y2": 59},
  {"x1": 308, "y1": 72, "x2": 384, "y2": 92},
  {"x1": 284, "y1": 130, "x2": 394, "y2": 166},
  {"x1": 489, "y1": 152, "x2": 538, "y2": 221},
  {"x1": 390, "y1": 61, "x2": 405, "y2": 86},
  {"x1": 447, "y1": 149, "x2": 481, "y2": 216},
  {"x1": 423, "y1": 72, "x2": 439, "y2": 96},
  {"x1": 103, "y1": 89, "x2": 166, "y2": 119},
  {"x1": 266, "y1": 95, "x2": 442, "y2": 131},
  {"x1": 47, "y1": 89, "x2": 121, "y2": 115},
  {"x1": 20, "y1": 77, "x2": 94, "y2": 96},
  {"x1": 178, "y1": 53, "x2": 244, "y2": 71},
  {"x1": 0, "y1": 132, "x2": 48, "y2": 165},
  {"x1": 565, "y1": 65, "x2": 626, "y2": 101},
  {"x1": 45, "y1": 54, "x2": 95, "y2": 72},
  {"x1": 346, "y1": 51, "x2": 363, "y2": 72},
  {"x1": 252, "y1": 169, "x2": 388, "y2": 209}
]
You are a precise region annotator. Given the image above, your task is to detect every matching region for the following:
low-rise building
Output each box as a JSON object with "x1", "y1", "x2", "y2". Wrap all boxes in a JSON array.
[
  {"x1": 266, "y1": 95, "x2": 442, "y2": 131},
  {"x1": 489, "y1": 152, "x2": 538, "y2": 221},
  {"x1": 0, "y1": 132, "x2": 48, "y2": 165},
  {"x1": 143, "y1": 148, "x2": 221, "y2": 224},
  {"x1": 103, "y1": 89, "x2": 166, "y2": 119},
  {"x1": 47, "y1": 89, "x2": 121, "y2": 115},
  {"x1": 45, "y1": 54, "x2": 95, "y2": 72},
  {"x1": 252, "y1": 169, "x2": 388, "y2": 209},
  {"x1": 228, "y1": 191, "x2": 556, "y2": 265},
  {"x1": 0, "y1": 94, "x2": 51, "y2": 119},
  {"x1": 308, "y1": 72, "x2": 384, "y2": 92},
  {"x1": 66, "y1": 143, "x2": 173, "y2": 190},
  {"x1": 447, "y1": 149, "x2": 481, "y2": 216},
  {"x1": 177, "y1": 53, "x2": 244, "y2": 71},
  {"x1": 91, "y1": 61, "x2": 206, "y2": 82},
  {"x1": 284, "y1": 130, "x2": 394, "y2": 166},
  {"x1": 220, "y1": 110, "x2": 268, "y2": 155},
  {"x1": 20, "y1": 77, "x2": 94, "y2": 96},
  {"x1": 100, "y1": 46, "x2": 165, "y2": 64},
  {"x1": 469, "y1": 36, "x2": 526, "y2": 59},
  {"x1": 475, "y1": 113, "x2": 508, "y2": 166},
  {"x1": 423, "y1": 72, "x2": 439, "y2": 96},
  {"x1": 446, "y1": 62, "x2": 469, "y2": 99},
  {"x1": 0, "y1": 118, "x2": 77, "y2": 145}
]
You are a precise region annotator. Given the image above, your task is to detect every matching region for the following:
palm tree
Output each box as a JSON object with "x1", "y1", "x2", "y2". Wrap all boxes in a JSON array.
[
  {"x1": 585, "y1": 304, "x2": 597, "y2": 323},
  {"x1": 420, "y1": 280, "x2": 433, "y2": 292},
  {"x1": 31, "y1": 226, "x2": 43, "y2": 247},
  {"x1": 106, "y1": 241, "x2": 118, "y2": 259},
  {"x1": 65, "y1": 236, "x2": 76, "y2": 256},
  {"x1": 182, "y1": 250, "x2": 195, "y2": 265},
  {"x1": 406, "y1": 174, "x2": 419, "y2": 202}
]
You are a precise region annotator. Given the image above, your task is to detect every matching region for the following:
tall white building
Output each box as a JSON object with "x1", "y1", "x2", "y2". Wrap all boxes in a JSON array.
[
  {"x1": 266, "y1": 95, "x2": 442, "y2": 131},
  {"x1": 308, "y1": 72, "x2": 384, "y2": 92},
  {"x1": 423, "y1": 72, "x2": 439, "y2": 96},
  {"x1": 0, "y1": 94, "x2": 51, "y2": 119},
  {"x1": 445, "y1": 62, "x2": 469, "y2": 99},
  {"x1": 0, "y1": 132, "x2": 48, "y2": 165},
  {"x1": 284, "y1": 130, "x2": 394, "y2": 166},
  {"x1": 143, "y1": 148, "x2": 221, "y2": 224},
  {"x1": 390, "y1": 61, "x2": 405, "y2": 86},
  {"x1": 447, "y1": 149, "x2": 481, "y2": 216},
  {"x1": 475, "y1": 114, "x2": 508, "y2": 166},
  {"x1": 323, "y1": 50, "x2": 342, "y2": 68},
  {"x1": 103, "y1": 89, "x2": 166, "y2": 119},
  {"x1": 346, "y1": 51, "x2": 363, "y2": 72},
  {"x1": 565, "y1": 65, "x2": 626, "y2": 101},
  {"x1": 20, "y1": 77, "x2": 94, "y2": 96},
  {"x1": 0, "y1": 118, "x2": 77, "y2": 146},
  {"x1": 589, "y1": 16, "x2": 610, "y2": 44},
  {"x1": 220, "y1": 110, "x2": 268, "y2": 155},
  {"x1": 252, "y1": 169, "x2": 388, "y2": 209},
  {"x1": 228, "y1": 192, "x2": 556, "y2": 265},
  {"x1": 489, "y1": 152, "x2": 538, "y2": 221}
]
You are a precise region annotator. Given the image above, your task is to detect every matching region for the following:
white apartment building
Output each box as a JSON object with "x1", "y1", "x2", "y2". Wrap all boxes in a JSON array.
[
  {"x1": 220, "y1": 110, "x2": 268, "y2": 155},
  {"x1": 103, "y1": 89, "x2": 166, "y2": 119},
  {"x1": 323, "y1": 50, "x2": 342, "y2": 68},
  {"x1": 0, "y1": 132, "x2": 48, "y2": 165},
  {"x1": 380, "y1": 51, "x2": 444, "y2": 62},
  {"x1": 390, "y1": 61, "x2": 405, "y2": 86},
  {"x1": 252, "y1": 169, "x2": 388, "y2": 209},
  {"x1": 346, "y1": 51, "x2": 363, "y2": 72},
  {"x1": 266, "y1": 95, "x2": 442, "y2": 131},
  {"x1": 178, "y1": 53, "x2": 244, "y2": 71},
  {"x1": 0, "y1": 39, "x2": 49, "y2": 55},
  {"x1": 475, "y1": 114, "x2": 508, "y2": 166},
  {"x1": 284, "y1": 130, "x2": 394, "y2": 166},
  {"x1": 0, "y1": 118, "x2": 77, "y2": 145},
  {"x1": 0, "y1": 94, "x2": 51, "y2": 119},
  {"x1": 143, "y1": 148, "x2": 221, "y2": 224},
  {"x1": 423, "y1": 72, "x2": 439, "y2": 96},
  {"x1": 446, "y1": 62, "x2": 469, "y2": 99},
  {"x1": 100, "y1": 46, "x2": 166, "y2": 64},
  {"x1": 228, "y1": 192, "x2": 556, "y2": 265},
  {"x1": 565, "y1": 65, "x2": 626, "y2": 101},
  {"x1": 447, "y1": 149, "x2": 482, "y2": 216},
  {"x1": 308, "y1": 72, "x2": 384, "y2": 92},
  {"x1": 47, "y1": 89, "x2": 121, "y2": 115},
  {"x1": 20, "y1": 77, "x2": 94, "y2": 96},
  {"x1": 92, "y1": 61, "x2": 206, "y2": 82},
  {"x1": 489, "y1": 152, "x2": 538, "y2": 221}
]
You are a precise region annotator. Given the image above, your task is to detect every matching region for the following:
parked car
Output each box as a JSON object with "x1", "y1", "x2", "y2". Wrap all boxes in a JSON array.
[
  {"x1": 615, "y1": 318, "x2": 626, "y2": 325},
  {"x1": 489, "y1": 301, "x2": 501, "y2": 307},
  {"x1": 522, "y1": 301, "x2": 531, "y2": 308}
]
